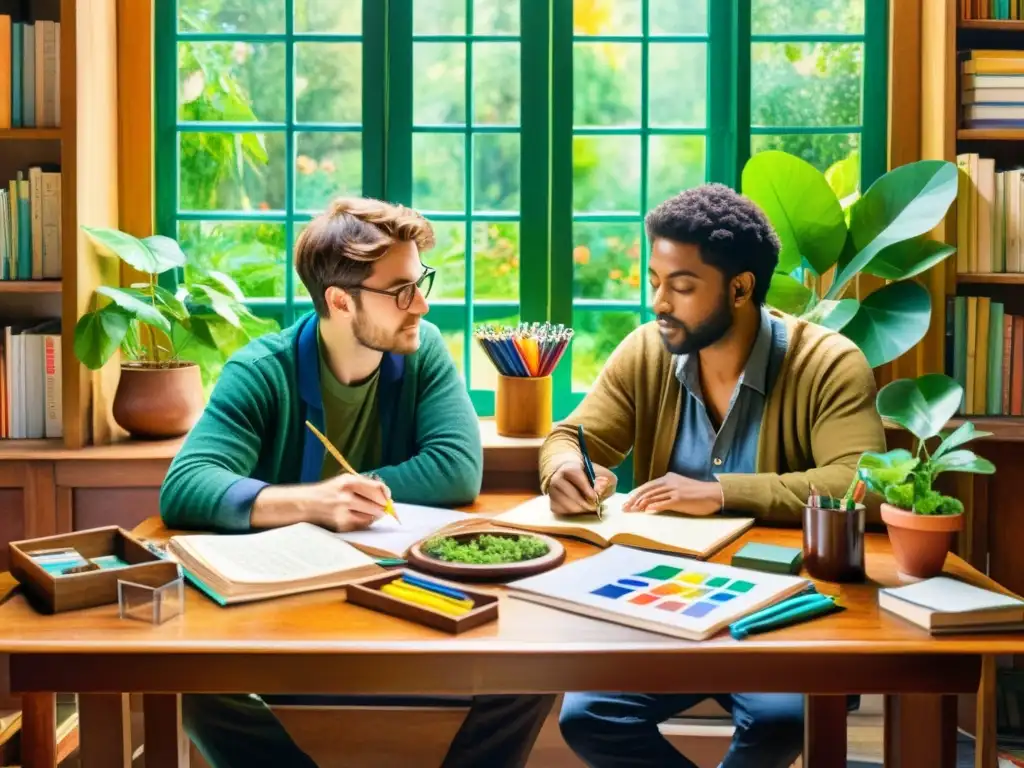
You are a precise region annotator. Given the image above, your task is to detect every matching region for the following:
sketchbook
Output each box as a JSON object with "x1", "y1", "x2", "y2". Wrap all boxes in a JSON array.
[
  {"x1": 335, "y1": 503, "x2": 481, "y2": 559},
  {"x1": 166, "y1": 522, "x2": 383, "y2": 606},
  {"x1": 492, "y1": 493, "x2": 754, "y2": 560},
  {"x1": 507, "y1": 545, "x2": 808, "y2": 641}
]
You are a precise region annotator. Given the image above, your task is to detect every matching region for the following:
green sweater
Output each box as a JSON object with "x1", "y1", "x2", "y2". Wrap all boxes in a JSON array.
[{"x1": 160, "y1": 312, "x2": 483, "y2": 531}]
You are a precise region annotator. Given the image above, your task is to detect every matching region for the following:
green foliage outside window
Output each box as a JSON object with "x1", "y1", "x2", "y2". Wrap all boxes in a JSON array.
[{"x1": 161, "y1": 0, "x2": 885, "y2": 404}]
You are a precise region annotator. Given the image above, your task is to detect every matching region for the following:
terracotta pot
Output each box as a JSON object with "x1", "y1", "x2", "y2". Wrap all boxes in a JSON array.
[
  {"x1": 112, "y1": 363, "x2": 204, "y2": 439},
  {"x1": 880, "y1": 502, "x2": 963, "y2": 580}
]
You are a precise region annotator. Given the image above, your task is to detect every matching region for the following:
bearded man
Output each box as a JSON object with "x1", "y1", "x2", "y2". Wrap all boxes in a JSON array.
[
  {"x1": 541, "y1": 183, "x2": 886, "y2": 768},
  {"x1": 161, "y1": 197, "x2": 554, "y2": 768}
]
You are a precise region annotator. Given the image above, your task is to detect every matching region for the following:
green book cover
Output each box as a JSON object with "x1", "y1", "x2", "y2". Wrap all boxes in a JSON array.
[
  {"x1": 731, "y1": 542, "x2": 803, "y2": 575},
  {"x1": 988, "y1": 301, "x2": 1005, "y2": 415}
]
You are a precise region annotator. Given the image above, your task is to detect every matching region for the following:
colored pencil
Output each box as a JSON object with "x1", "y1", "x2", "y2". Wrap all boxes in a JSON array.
[
  {"x1": 474, "y1": 322, "x2": 574, "y2": 378},
  {"x1": 304, "y1": 420, "x2": 400, "y2": 523}
]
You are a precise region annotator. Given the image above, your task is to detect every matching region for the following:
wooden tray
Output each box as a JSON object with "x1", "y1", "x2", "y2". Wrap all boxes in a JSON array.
[
  {"x1": 10, "y1": 526, "x2": 181, "y2": 614},
  {"x1": 346, "y1": 570, "x2": 498, "y2": 634},
  {"x1": 405, "y1": 528, "x2": 566, "y2": 582}
]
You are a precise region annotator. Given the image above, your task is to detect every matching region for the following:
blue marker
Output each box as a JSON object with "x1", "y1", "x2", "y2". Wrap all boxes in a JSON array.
[{"x1": 401, "y1": 572, "x2": 470, "y2": 602}]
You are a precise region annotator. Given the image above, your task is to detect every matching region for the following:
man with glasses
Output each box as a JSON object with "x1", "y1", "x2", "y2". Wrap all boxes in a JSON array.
[{"x1": 160, "y1": 197, "x2": 555, "y2": 767}]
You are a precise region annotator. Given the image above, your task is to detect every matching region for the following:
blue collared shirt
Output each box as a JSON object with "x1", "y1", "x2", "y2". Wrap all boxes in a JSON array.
[{"x1": 669, "y1": 306, "x2": 788, "y2": 480}]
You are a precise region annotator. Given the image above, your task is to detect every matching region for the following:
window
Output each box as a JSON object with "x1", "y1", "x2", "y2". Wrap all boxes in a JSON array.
[{"x1": 156, "y1": 0, "x2": 887, "y2": 411}]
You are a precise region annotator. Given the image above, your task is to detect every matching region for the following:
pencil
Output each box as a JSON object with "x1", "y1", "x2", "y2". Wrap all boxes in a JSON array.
[{"x1": 305, "y1": 420, "x2": 399, "y2": 523}]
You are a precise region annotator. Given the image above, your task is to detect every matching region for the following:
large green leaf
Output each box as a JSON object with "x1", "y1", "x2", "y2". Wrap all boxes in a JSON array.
[
  {"x1": 73, "y1": 305, "x2": 132, "y2": 370},
  {"x1": 741, "y1": 150, "x2": 848, "y2": 275},
  {"x1": 81, "y1": 227, "x2": 156, "y2": 273},
  {"x1": 930, "y1": 449, "x2": 996, "y2": 475},
  {"x1": 864, "y1": 236, "x2": 957, "y2": 281},
  {"x1": 765, "y1": 271, "x2": 813, "y2": 315},
  {"x1": 825, "y1": 160, "x2": 958, "y2": 299},
  {"x1": 140, "y1": 235, "x2": 187, "y2": 271},
  {"x1": 933, "y1": 421, "x2": 993, "y2": 460},
  {"x1": 188, "y1": 283, "x2": 242, "y2": 328},
  {"x1": 839, "y1": 280, "x2": 931, "y2": 367},
  {"x1": 95, "y1": 285, "x2": 171, "y2": 333},
  {"x1": 876, "y1": 373, "x2": 964, "y2": 441},
  {"x1": 825, "y1": 149, "x2": 860, "y2": 201},
  {"x1": 132, "y1": 283, "x2": 189, "y2": 322},
  {"x1": 804, "y1": 297, "x2": 859, "y2": 331}
]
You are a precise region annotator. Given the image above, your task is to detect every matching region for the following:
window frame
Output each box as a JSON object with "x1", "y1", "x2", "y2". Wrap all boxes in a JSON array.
[{"x1": 154, "y1": 0, "x2": 889, "y2": 419}]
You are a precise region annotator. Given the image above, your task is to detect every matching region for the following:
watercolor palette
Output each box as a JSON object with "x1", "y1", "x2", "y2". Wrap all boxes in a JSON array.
[{"x1": 507, "y1": 545, "x2": 809, "y2": 641}]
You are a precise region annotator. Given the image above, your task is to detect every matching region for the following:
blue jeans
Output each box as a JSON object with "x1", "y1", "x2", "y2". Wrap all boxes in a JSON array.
[
  {"x1": 183, "y1": 693, "x2": 555, "y2": 768},
  {"x1": 559, "y1": 692, "x2": 805, "y2": 768}
]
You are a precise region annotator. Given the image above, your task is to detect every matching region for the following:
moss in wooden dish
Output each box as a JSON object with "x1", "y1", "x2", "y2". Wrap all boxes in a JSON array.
[{"x1": 421, "y1": 533, "x2": 549, "y2": 565}]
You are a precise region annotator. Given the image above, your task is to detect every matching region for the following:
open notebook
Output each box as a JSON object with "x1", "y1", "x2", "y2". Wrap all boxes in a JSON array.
[
  {"x1": 336, "y1": 503, "x2": 480, "y2": 559},
  {"x1": 167, "y1": 523, "x2": 383, "y2": 606},
  {"x1": 492, "y1": 493, "x2": 754, "y2": 560}
]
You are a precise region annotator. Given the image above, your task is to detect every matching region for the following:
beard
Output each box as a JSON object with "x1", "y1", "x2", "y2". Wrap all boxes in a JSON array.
[
  {"x1": 352, "y1": 309, "x2": 421, "y2": 354},
  {"x1": 657, "y1": 291, "x2": 734, "y2": 355}
]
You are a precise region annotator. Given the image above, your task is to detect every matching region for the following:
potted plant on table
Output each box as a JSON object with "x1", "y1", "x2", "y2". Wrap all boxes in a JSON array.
[
  {"x1": 75, "y1": 226, "x2": 266, "y2": 439},
  {"x1": 856, "y1": 373, "x2": 996, "y2": 580}
]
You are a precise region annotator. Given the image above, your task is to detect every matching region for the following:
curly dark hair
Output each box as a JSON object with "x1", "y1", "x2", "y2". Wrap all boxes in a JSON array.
[{"x1": 644, "y1": 184, "x2": 781, "y2": 306}]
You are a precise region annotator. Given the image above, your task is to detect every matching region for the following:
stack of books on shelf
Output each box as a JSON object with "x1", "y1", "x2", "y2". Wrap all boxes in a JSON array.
[
  {"x1": 0, "y1": 12, "x2": 59, "y2": 129},
  {"x1": 0, "y1": 165, "x2": 60, "y2": 280},
  {"x1": 946, "y1": 296, "x2": 1022, "y2": 416},
  {"x1": 960, "y1": 50, "x2": 1024, "y2": 130},
  {"x1": 956, "y1": 152, "x2": 1024, "y2": 273},
  {"x1": 0, "y1": 318, "x2": 61, "y2": 439},
  {"x1": 960, "y1": 0, "x2": 1023, "y2": 20}
]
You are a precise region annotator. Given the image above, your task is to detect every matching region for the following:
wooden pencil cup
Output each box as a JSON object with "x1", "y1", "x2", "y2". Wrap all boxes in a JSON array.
[{"x1": 495, "y1": 374, "x2": 553, "y2": 438}]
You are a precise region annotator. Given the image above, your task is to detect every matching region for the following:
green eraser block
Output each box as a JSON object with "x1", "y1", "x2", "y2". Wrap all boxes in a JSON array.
[{"x1": 731, "y1": 542, "x2": 803, "y2": 574}]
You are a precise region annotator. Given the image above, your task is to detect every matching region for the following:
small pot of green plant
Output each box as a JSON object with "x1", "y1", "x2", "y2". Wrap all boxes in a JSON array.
[
  {"x1": 855, "y1": 373, "x2": 995, "y2": 580},
  {"x1": 406, "y1": 528, "x2": 567, "y2": 582}
]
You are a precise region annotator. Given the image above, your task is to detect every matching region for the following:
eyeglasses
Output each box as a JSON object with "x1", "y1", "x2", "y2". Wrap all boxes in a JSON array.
[{"x1": 346, "y1": 266, "x2": 436, "y2": 310}]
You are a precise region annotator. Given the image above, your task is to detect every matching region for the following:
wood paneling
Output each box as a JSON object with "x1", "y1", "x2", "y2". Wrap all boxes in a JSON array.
[
  {"x1": 0, "y1": 490, "x2": 25, "y2": 572},
  {"x1": 74, "y1": 488, "x2": 160, "y2": 532}
]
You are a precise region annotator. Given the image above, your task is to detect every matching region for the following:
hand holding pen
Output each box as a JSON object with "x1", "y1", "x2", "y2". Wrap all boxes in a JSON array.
[{"x1": 547, "y1": 425, "x2": 616, "y2": 516}]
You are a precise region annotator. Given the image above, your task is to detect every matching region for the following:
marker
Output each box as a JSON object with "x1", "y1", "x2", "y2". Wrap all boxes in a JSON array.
[{"x1": 400, "y1": 572, "x2": 471, "y2": 602}]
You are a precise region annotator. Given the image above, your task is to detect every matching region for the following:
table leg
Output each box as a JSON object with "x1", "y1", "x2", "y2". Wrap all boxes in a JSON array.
[
  {"x1": 884, "y1": 694, "x2": 957, "y2": 768},
  {"x1": 143, "y1": 693, "x2": 190, "y2": 767},
  {"x1": 78, "y1": 693, "x2": 131, "y2": 768},
  {"x1": 975, "y1": 656, "x2": 998, "y2": 768},
  {"x1": 20, "y1": 693, "x2": 56, "y2": 768},
  {"x1": 804, "y1": 695, "x2": 848, "y2": 766}
]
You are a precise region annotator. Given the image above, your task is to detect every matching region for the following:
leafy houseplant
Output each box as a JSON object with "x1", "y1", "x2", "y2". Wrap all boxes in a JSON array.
[
  {"x1": 741, "y1": 151, "x2": 959, "y2": 368},
  {"x1": 76, "y1": 227, "x2": 266, "y2": 439},
  {"x1": 855, "y1": 373, "x2": 995, "y2": 579}
]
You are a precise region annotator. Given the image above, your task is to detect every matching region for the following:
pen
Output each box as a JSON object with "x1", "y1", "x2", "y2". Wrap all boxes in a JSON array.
[
  {"x1": 577, "y1": 424, "x2": 602, "y2": 519},
  {"x1": 305, "y1": 420, "x2": 400, "y2": 523}
]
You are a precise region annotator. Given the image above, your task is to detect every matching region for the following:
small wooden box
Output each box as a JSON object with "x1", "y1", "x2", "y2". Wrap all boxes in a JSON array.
[
  {"x1": 346, "y1": 570, "x2": 499, "y2": 634},
  {"x1": 10, "y1": 526, "x2": 182, "y2": 614}
]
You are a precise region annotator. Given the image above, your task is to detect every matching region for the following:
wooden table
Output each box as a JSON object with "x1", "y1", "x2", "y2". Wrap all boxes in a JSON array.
[{"x1": 2, "y1": 493, "x2": 1022, "y2": 768}]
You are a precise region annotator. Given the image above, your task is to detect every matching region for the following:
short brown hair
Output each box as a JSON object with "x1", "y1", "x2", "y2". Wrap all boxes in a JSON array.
[{"x1": 295, "y1": 197, "x2": 436, "y2": 317}]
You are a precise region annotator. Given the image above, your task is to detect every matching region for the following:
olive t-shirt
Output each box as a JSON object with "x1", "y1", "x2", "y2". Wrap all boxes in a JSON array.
[{"x1": 318, "y1": 331, "x2": 383, "y2": 479}]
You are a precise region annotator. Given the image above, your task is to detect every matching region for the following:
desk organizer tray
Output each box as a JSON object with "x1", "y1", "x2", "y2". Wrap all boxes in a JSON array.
[
  {"x1": 10, "y1": 526, "x2": 182, "y2": 614},
  {"x1": 346, "y1": 570, "x2": 499, "y2": 634}
]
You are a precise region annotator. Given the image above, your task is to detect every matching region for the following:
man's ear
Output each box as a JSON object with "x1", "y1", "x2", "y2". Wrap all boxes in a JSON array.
[
  {"x1": 325, "y1": 286, "x2": 354, "y2": 317},
  {"x1": 732, "y1": 272, "x2": 755, "y2": 306}
]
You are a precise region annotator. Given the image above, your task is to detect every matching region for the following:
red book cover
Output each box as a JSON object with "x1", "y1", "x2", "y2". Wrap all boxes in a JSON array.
[
  {"x1": 1013, "y1": 315, "x2": 1024, "y2": 416},
  {"x1": 1004, "y1": 314, "x2": 1014, "y2": 416}
]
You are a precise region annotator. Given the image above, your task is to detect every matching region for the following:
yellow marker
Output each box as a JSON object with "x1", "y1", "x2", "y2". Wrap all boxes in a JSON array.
[
  {"x1": 395, "y1": 579, "x2": 475, "y2": 611},
  {"x1": 381, "y1": 582, "x2": 471, "y2": 616},
  {"x1": 305, "y1": 420, "x2": 400, "y2": 522}
]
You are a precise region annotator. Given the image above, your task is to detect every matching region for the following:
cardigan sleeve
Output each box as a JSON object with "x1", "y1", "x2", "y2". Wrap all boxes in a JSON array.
[
  {"x1": 715, "y1": 343, "x2": 888, "y2": 524},
  {"x1": 539, "y1": 328, "x2": 640, "y2": 491}
]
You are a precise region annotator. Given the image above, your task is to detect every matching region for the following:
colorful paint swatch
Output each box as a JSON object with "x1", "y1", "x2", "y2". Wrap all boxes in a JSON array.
[
  {"x1": 706, "y1": 576, "x2": 730, "y2": 588},
  {"x1": 656, "y1": 600, "x2": 686, "y2": 612},
  {"x1": 727, "y1": 580, "x2": 755, "y2": 593},
  {"x1": 651, "y1": 582, "x2": 684, "y2": 596},
  {"x1": 676, "y1": 572, "x2": 707, "y2": 585},
  {"x1": 592, "y1": 584, "x2": 633, "y2": 599},
  {"x1": 710, "y1": 592, "x2": 735, "y2": 603},
  {"x1": 629, "y1": 593, "x2": 659, "y2": 606},
  {"x1": 617, "y1": 578, "x2": 649, "y2": 588},
  {"x1": 688, "y1": 587, "x2": 709, "y2": 599},
  {"x1": 682, "y1": 601, "x2": 717, "y2": 618},
  {"x1": 675, "y1": 586, "x2": 699, "y2": 598},
  {"x1": 636, "y1": 565, "x2": 683, "y2": 580}
]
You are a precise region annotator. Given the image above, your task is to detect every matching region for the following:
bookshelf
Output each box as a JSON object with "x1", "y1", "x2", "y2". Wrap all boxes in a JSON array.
[{"x1": 0, "y1": 0, "x2": 120, "y2": 450}]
